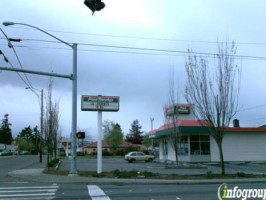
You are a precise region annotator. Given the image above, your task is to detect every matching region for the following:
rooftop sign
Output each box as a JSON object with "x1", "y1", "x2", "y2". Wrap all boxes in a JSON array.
[
  {"x1": 81, "y1": 95, "x2": 119, "y2": 112},
  {"x1": 165, "y1": 104, "x2": 191, "y2": 116}
]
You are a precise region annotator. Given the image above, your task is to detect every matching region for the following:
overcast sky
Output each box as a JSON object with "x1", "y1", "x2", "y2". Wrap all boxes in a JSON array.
[{"x1": 1, "y1": 0, "x2": 266, "y2": 140}]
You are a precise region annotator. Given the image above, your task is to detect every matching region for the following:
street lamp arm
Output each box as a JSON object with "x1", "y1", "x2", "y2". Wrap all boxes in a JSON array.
[
  {"x1": 3, "y1": 21, "x2": 72, "y2": 48},
  {"x1": 2, "y1": 21, "x2": 78, "y2": 175}
]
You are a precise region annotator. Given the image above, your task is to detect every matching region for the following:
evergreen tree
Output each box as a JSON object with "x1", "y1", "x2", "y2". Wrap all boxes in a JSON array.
[
  {"x1": 17, "y1": 126, "x2": 40, "y2": 153},
  {"x1": 126, "y1": 120, "x2": 143, "y2": 144},
  {"x1": 103, "y1": 121, "x2": 123, "y2": 149},
  {"x1": 17, "y1": 126, "x2": 32, "y2": 146},
  {"x1": 0, "y1": 114, "x2": 13, "y2": 149}
]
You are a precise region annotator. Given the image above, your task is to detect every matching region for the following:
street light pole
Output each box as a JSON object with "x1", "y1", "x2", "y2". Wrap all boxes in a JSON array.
[
  {"x1": 3, "y1": 22, "x2": 78, "y2": 175},
  {"x1": 71, "y1": 43, "x2": 78, "y2": 174},
  {"x1": 40, "y1": 89, "x2": 44, "y2": 163}
]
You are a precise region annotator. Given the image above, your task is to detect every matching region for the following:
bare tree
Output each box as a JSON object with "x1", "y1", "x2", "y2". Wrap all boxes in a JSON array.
[
  {"x1": 185, "y1": 41, "x2": 240, "y2": 175},
  {"x1": 44, "y1": 78, "x2": 60, "y2": 166},
  {"x1": 164, "y1": 71, "x2": 180, "y2": 166}
]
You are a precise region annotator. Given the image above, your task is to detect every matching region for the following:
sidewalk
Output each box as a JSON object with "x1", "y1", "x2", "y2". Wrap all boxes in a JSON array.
[{"x1": 8, "y1": 168, "x2": 266, "y2": 185}]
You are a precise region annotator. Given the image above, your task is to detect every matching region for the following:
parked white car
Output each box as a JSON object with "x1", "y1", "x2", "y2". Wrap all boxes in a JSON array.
[{"x1": 125, "y1": 151, "x2": 154, "y2": 163}]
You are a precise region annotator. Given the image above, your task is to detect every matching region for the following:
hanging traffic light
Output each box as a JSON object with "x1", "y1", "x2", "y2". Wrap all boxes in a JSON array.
[
  {"x1": 84, "y1": 0, "x2": 105, "y2": 15},
  {"x1": 76, "y1": 132, "x2": 85, "y2": 139}
]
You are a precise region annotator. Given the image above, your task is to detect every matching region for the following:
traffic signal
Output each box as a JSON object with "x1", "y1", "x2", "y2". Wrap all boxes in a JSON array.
[
  {"x1": 84, "y1": 0, "x2": 105, "y2": 15},
  {"x1": 76, "y1": 132, "x2": 85, "y2": 139}
]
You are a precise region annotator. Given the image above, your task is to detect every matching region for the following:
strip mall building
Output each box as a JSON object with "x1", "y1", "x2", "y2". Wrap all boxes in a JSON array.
[{"x1": 148, "y1": 104, "x2": 266, "y2": 162}]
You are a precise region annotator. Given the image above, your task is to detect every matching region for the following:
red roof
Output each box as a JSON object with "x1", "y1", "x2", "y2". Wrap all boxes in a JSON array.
[
  {"x1": 148, "y1": 120, "x2": 266, "y2": 135},
  {"x1": 148, "y1": 120, "x2": 210, "y2": 135},
  {"x1": 84, "y1": 140, "x2": 137, "y2": 148}
]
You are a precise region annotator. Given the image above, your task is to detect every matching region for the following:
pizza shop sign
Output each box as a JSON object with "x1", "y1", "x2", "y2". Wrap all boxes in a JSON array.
[
  {"x1": 176, "y1": 105, "x2": 190, "y2": 114},
  {"x1": 165, "y1": 104, "x2": 190, "y2": 116},
  {"x1": 81, "y1": 95, "x2": 119, "y2": 112}
]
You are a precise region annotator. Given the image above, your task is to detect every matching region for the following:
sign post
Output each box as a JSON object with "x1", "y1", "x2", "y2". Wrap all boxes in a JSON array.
[
  {"x1": 97, "y1": 111, "x2": 102, "y2": 173},
  {"x1": 81, "y1": 95, "x2": 119, "y2": 174}
]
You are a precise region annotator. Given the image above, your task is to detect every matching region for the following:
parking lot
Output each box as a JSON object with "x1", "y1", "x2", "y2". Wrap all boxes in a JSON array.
[{"x1": 59, "y1": 157, "x2": 266, "y2": 175}]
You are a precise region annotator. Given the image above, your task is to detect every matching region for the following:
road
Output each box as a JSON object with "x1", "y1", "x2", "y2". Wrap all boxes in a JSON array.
[
  {"x1": 59, "y1": 157, "x2": 266, "y2": 175},
  {"x1": 1, "y1": 155, "x2": 266, "y2": 199},
  {"x1": 0, "y1": 155, "x2": 43, "y2": 176}
]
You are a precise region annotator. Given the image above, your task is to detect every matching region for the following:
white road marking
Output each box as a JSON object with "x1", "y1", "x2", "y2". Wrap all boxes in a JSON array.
[
  {"x1": 0, "y1": 198, "x2": 54, "y2": 200},
  {"x1": 5, "y1": 181, "x2": 29, "y2": 184},
  {"x1": 0, "y1": 184, "x2": 58, "y2": 200},
  {"x1": 0, "y1": 192, "x2": 55, "y2": 197},
  {"x1": 0, "y1": 189, "x2": 57, "y2": 193},
  {"x1": 0, "y1": 186, "x2": 58, "y2": 190},
  {"x1": 87, "y1": 185, "x2": 111, "y2": 200}
]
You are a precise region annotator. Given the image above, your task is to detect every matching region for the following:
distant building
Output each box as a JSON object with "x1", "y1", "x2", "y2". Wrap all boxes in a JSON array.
[{"x1": 83, "y1": 140, "x2": 138, "y2": 154}]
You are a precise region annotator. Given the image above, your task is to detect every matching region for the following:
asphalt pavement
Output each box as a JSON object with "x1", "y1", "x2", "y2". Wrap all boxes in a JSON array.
[
  {"x1": 4, "y1": 156, "x2": 266, "y2": 199},
  {"x1": 7, "y1": 157, "x2": 266, "y2": 184}
]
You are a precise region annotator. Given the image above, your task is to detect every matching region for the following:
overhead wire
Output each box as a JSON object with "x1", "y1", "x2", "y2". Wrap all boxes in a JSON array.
[
  {"x1": 237, "y1": 104, "x2": 266, "y2": 112},
  {"x1": 1, "y1": 37, "x2": 266, "y2": 61},
  {"x1": 0, "y1": 28, "x2": 39, "y2": 97},
  {"x1": 3, "y1": 26, "x2": 266, "y2": 47},
  {"x1": 0, "y1": 48, "x2": 33, "y2": 89}
]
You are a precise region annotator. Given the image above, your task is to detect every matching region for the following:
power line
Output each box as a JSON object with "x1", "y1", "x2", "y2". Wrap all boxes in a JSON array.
[
  {"x1": 242, "y1": 116, "x2": 266, "y2": 122},
  {"x1": 0, "y1": 49, "x2": 32, "y2": 89},
  {"x1": 237, "y1": 104, "x2": 266, "y2": 112},
  {"x1": 0, "y1": 28, "x2": 39, "y2": 96},
  {"x1": 1, "y1": 39, "x2": 266, "y2": 61},
  {"x1": 1, "y1": 43, "x2": 265, "y2": 61},
  {"x1": 3, "y1": 26, "x2": 266, "y2": 47}
]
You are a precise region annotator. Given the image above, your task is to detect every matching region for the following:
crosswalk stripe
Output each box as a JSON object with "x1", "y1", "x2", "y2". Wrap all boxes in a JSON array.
[
  {"x1": 0, "y1": 186, "x2": 58, "y2": 190},
  {"x1": 0, "y1": 197, "x2": 54, "y2": 200},
  {"x1": 0, "y1": 189, "x2": 57, "y2": 193},
  {"x1": 87, "y1": 185, "x2": 111, "y2": 200},
  {"x1": 0, "y1": 192, "x2": 55, "y2": 197},
  {"x1": 0, "y1": 184, "x2": 58, "y2": 200}
]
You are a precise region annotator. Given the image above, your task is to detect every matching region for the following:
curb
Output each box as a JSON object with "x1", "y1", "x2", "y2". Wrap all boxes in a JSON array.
[
  {"x1": 7, "y1": 168, "x2": 266, "y2": 185},
  {"x1": 55, "y1": 160, "x2": 61, "y2": 170}
]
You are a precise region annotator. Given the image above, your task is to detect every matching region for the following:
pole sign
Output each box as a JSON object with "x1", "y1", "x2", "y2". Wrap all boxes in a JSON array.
[
  {"x1": 165, "y1": 104, "x2": 191, "y2": 116},
  {"x1": 81, "y1": 95, "x2": 119, "y2": 112},
  {"x1": 165, "y1": 106, "x2": 175, "y2": 116},
  {"x1": 176, "y1": 105, "x2": 190, "y2": 114}
]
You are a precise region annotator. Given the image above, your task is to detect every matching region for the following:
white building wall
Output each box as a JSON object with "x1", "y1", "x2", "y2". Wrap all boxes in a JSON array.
[
  {"x1": 211, "y1": 132, "x2": 266, "y2": 162},
  {"x1": 159, "y1": 140, "x2": 163, "y2": 160},
  {"x1": 167, "y1": 137, "x2": 176, "y2": 161}
]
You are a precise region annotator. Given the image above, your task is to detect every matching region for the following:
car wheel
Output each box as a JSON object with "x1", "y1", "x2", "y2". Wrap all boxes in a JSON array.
[
  {"x1": 131, "y1": 159, "x2": 136, "y2": 163},
  {"x1": 148, "y1": 158, "x2": 153, "y2": 162}
]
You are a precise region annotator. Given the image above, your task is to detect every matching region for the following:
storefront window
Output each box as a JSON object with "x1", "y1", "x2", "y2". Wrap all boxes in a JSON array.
[
  {"x1": 190, "y1": 135, "x2": 210, "y2": 155},
  {"x1": 177, "y1": 136, "x2": 188, "y2": 155}
]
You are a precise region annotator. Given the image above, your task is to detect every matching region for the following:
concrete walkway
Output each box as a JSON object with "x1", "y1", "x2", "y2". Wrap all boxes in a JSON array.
[{"x1": 8, "y1": 168, "x2": 266, "y2": 184}]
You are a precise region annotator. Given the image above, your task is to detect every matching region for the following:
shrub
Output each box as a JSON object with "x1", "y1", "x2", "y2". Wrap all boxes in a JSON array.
[
  {"x1": 114, "y1": 149, "x2": 125, "y2": 156},
  {"x1": 236, "y1": 172, "x2": 246, "y2": 177},
  {"x1": 103, "y1": 149, "x2": 112, "y2": 156},
  {"x1": 59, "y1": 152, "x2": 66, "y2": 157},
  {"x1": 113, "y1": 169, "x2": 138, "y2": 178},
  {"x1": 206, "y1": 171, "x2": 214, "y2": 178},
  {"x1": 48, "y1": 158, "x2": 59, "y2": 168},
  {"x1": 143, "y1": 171, "x2": 155, "y2": 178},
  {"x1": 124, "y1": 147, "x2": 139, "y2": 154},
  {"x1": 77, "y1": 152, "x2": 85, "y2": 156}
]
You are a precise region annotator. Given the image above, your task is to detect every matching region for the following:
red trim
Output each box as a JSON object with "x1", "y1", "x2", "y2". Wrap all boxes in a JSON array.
[{"x1": 148, "y1": 120, "x2": 266, "y2": 135}]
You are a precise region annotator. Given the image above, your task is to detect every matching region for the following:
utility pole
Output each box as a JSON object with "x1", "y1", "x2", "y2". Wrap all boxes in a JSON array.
[
  {"x1": 40, "y1": 89, "x2": 44, "y2": 163},
  {"x1": 150, "y1": 117, "x2": 154, "y2": 150},
  {"x1": 150, "y1": 117, "x2": 154, "y2": 131}
]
